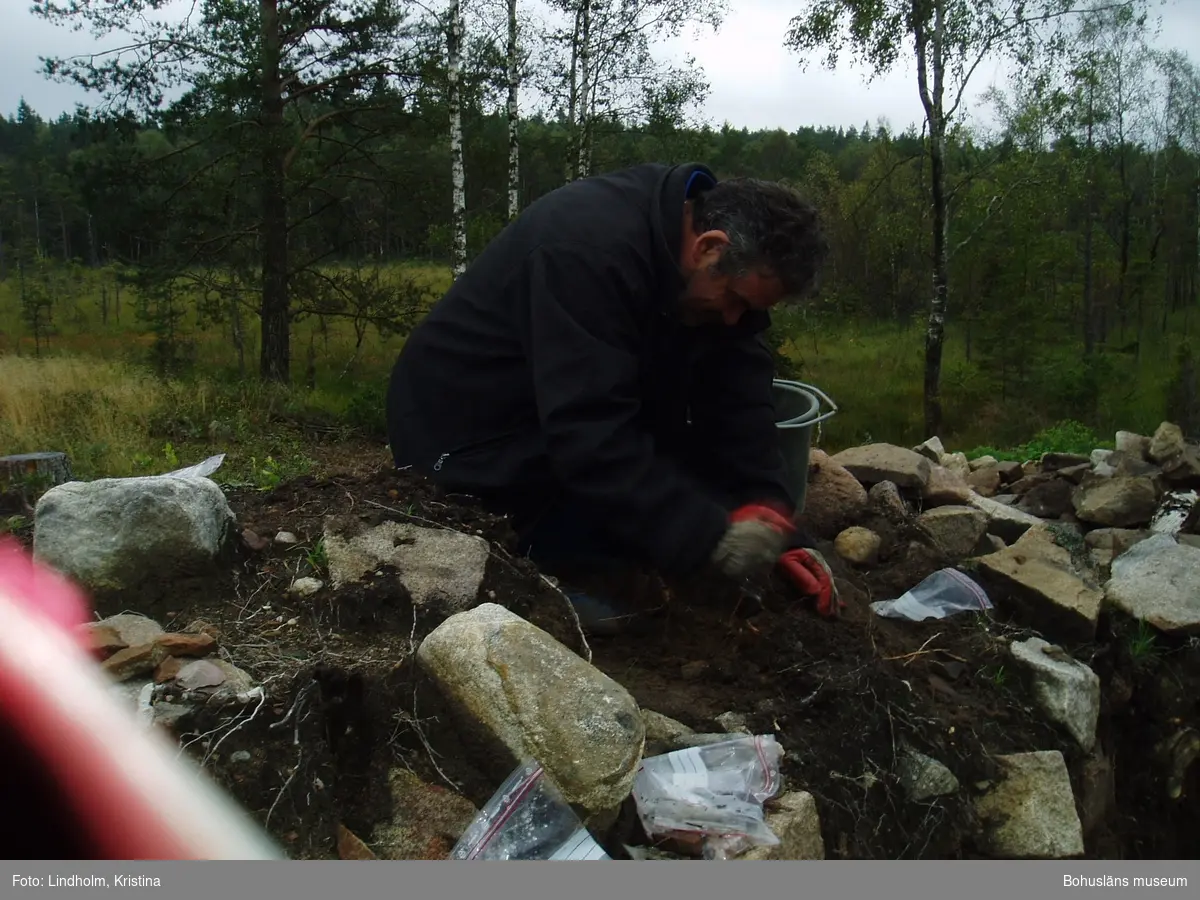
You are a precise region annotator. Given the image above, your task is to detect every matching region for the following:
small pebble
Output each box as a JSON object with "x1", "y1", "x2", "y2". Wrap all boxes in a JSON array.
[
  {"x1": 289, "y1": 577, "x2": 324, "y2": 597},
  {"x1": 931, "y1": 660, "x2": 966, "y2": 681},
  {"x1": 230, "y1": 750, "x2": 252, "y2": 764},
  {"x1": 715, "y1": 711, "x2": 750, "y2": 733}
]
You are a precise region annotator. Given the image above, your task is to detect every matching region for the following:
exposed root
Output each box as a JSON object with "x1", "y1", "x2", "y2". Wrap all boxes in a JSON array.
[
  {"x1": 178, "y1": 713, "x2": 244, "y2": 760},
  {"x1": 390, "y1": 708, "x2": 462, "y2": 793},
  {"x1": 541, "y1": 572, "x2": 592, "y2": 663},
  {"x1": 201, "y1": 686, "x2": 268, "y2": 768},
  {"x1": 270, "y1": 679, "x2": 317, "y2": 733},
  {"x1": 883, "y1": 632, "x2": 945, "y2": 665},
  {"x1": 794, "y1": 681, "x2": 824, "y2": 711},
  {"x1": 266, "y1": 745, "x2": 304, "y2": 829}
]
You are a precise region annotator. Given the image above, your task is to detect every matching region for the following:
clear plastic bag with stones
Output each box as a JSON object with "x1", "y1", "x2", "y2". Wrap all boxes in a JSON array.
[{"x1": 450, "y1": 759, "x2": 610, "y2": 860}]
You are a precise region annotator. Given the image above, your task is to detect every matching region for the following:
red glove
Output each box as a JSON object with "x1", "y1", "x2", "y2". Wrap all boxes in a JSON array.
[
  {"x1": 710, "y1": 502, "x2": 796, "y2": 579},
  {"x1": 778, "y1": 547, "x2": 840, "y2": 618},
  {"x1": 729, "y1": 502, "x2": 795, "y2": 533}
]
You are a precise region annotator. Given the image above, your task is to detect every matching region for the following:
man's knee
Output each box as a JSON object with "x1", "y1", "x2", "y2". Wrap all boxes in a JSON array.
[{"x1": 516, "y1": 498, "x2": 640, "y2": 568}]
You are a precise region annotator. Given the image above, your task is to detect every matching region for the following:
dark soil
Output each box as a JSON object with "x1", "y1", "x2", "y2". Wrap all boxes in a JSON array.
[{"x1": 23, "y1": 450, "x2": 1199, "y2": 861}]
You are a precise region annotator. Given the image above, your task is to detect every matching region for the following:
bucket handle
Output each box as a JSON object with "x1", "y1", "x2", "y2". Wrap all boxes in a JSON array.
[{"x1": 773, "y1": 379, "x2": 839, "y2": 428}]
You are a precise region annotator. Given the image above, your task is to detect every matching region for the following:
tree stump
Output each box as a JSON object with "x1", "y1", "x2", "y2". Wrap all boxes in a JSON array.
[{"x1": 0, "y1": 452, "x2": 73, "y2": 513}]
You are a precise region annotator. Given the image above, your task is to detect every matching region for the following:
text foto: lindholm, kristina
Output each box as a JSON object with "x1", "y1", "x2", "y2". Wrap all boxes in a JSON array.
[{"x1": 46, "y1": 875, "x2": 163, "y2": 887}]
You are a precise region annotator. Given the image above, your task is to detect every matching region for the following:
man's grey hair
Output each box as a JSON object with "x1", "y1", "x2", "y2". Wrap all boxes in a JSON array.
[{"x1": 690, "y1": 177, "x2": 829, "y2": 301}]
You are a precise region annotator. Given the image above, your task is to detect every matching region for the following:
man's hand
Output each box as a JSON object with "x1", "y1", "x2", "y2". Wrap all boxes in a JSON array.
[
  {"x1": 778, "y1": 547, "x2": 840, "y2": 618},
  {"x1": 710, "y1": 502, "x2": 795, "y2": 578}
]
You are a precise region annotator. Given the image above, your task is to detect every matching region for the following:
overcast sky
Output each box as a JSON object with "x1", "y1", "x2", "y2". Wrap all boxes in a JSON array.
[{"x1": 2, "y1": 0, "x2": 1198, "y2": 134}]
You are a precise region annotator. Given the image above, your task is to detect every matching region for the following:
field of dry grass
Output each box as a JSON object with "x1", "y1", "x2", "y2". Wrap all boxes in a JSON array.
[
  {"x1": 0, "y1": 355, "x2": 166, "y2": 477},
  {"x1": 0, "y1": 261, "x2": 1187, "y2": 488}
]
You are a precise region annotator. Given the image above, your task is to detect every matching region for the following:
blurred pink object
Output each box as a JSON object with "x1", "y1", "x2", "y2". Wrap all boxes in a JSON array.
[
  {"x1": 0, "y1": 536, "x2": 90, "y2": 638},
  {"x1": 0, "y1": 536, "x2": 282, "y2": 859}
]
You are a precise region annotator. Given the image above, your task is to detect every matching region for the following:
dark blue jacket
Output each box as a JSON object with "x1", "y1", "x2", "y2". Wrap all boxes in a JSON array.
[{"x1": 386, "y1": 162, "x2": 792, "y2": 574}]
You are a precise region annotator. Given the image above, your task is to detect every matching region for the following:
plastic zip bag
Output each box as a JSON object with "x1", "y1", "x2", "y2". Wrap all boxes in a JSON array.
[
  {"x1": 869, "y1": 567, "x2": 992, "y2": 621},
  {"x1": 450, "y1": 759, "x2": 610, "y2": 860},
  {"x1": 162, "y1": 454, "x2": 226, "y2": 480},
  {"x1": 631, "y1": 734, "x2": 784, "y2": 859}
]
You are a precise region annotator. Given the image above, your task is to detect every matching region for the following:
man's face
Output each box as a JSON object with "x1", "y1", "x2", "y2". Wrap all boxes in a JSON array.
[{"x1": 676, "y1": 249, "x2": 785, "y2": 327}]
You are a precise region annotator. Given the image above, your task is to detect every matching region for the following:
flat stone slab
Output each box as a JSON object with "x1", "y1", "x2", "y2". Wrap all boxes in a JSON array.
[
  {"x1": 1010, "y1": 638, "x2": 1101, "y2": 752},
  {"x1": 1104, "y1": 534, "x2": 1200, "y2": 634},
  {"x1": 737, "y1": 792, "x2": 825, "y2": 860},
  {"x1": 922, "y1": 464, "x2": 973, "y2": 507},
  {"x1": 829, "y1": 443, "x2": 932, "y2": 490},
  {"x1": 323, "y1": 516, "x2": 490, "y2": 615},
  {"x1": 975, "y1": 751, "x2": 1084, "y2": 859},
  {"x1": 974, "y1": 526, "x2": 1104, "y2": 641},
  {"x1": 968, "y1": 492, "x2": 1045, "y2": 544}
]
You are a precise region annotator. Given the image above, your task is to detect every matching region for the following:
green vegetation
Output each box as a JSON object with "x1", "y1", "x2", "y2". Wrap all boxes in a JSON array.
[
  {"x1": 0, "y1": 353, "x2": 334, "y2": 485},
  {"x1": 966, "y1": 421, "x2": 1115, "y2": 464},
  {"x1": 1, "y1": 301, "x2": 1156, "y2": 487},
  {"x1": 1126, "y1": 619, "x2": 1163, "y2": 667}
]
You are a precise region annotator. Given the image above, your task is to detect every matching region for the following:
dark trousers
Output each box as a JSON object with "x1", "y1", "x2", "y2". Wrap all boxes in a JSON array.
[
  {"x1": 510, "y1": 477, "x2": 813, "y2": 576},
  {"x1": 509, "y1": 441, "x2": 732, "y2": 570}
]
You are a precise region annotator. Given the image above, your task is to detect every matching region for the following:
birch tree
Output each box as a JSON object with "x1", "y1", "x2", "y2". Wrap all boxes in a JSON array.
[
  {"x1": 785, "y1": 0, "x2": 1152, "y2": 437},
  {"x1": 447, "y1": 0, "x2": 468, "y2": 277},
  {"x1": 541, "y1": 0, "x2": 725, "y2": 182},
  {"x1": 459, "y1": 0, "x2": 529, "y2": 220},
  {"x1": 507, "y1": 0, "x2": 520, "y2": 220},
  {"x1": 1067, "y1": 4, "x2": 1155, "y2": 350},
  {"x1": 1154, "y1": 50, "x2": 1200, "y2": 334}
]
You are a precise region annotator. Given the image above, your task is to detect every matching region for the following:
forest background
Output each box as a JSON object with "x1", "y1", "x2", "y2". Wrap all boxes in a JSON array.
[{"x1": 2, "y1": 0, "x2": 1198, "y2": 490}]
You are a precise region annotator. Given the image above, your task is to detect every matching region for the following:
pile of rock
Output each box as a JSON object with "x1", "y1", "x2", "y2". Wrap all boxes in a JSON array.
[
  {"x1": 790, "y1": 422, "x2": 1200, "y2": 858},
  {"x1": 83, "y1": 612, "x2": 260, "y2": 732},
  {"x1": 19, "y1": 424, "x2": 1199, "y2": 862},
  {"x1": 799, "y1": 421, "x2": 1200, "y2": 641},
  {"x1": 408, "y1": 602, "x2": 1103, "y2": 860}
]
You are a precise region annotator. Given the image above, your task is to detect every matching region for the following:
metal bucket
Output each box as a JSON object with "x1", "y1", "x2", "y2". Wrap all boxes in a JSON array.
[{"x1": 772, "y1": 379, "x2": 838, "y2": 514}]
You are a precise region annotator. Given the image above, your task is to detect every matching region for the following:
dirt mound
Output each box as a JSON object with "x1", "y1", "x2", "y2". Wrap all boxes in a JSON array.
[{"x1": 23, "y1": 457, "x2": 1200, "y2": 860}]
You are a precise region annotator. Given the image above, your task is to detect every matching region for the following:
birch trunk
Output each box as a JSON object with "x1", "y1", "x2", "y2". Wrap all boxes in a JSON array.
[
  {"x1": 1083, "y1": 77, "x2": 1097, "y2": 355},
  {"x1": 507, "y1": 0, "x2": 520, "y2": 221},
  {"x1": 448, "y1": 0, "x2": 467, "y2": 278},
  {"x1": 565, "y1": 7, "x2": 580, "y2": 183},
  {"x1": 915, "y1": 0, "x2": 949, "y2": 439},
  {"x1": 575, "y1": 0, "x2": 592, "y2": 180}
]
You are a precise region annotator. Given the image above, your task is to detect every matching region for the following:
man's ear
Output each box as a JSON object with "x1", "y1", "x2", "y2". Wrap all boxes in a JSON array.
[{"x1": 693, "y1": 230, "x2": 729, "y2": 264}]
